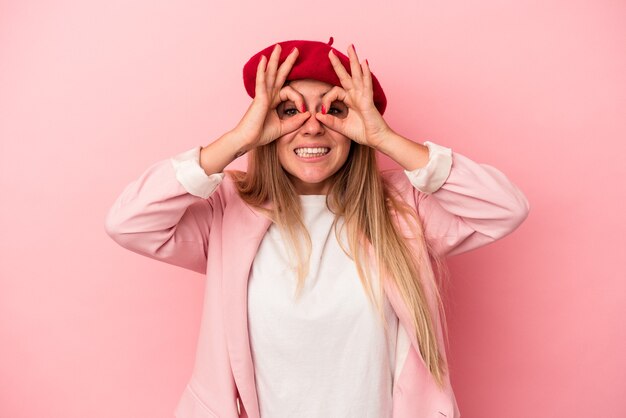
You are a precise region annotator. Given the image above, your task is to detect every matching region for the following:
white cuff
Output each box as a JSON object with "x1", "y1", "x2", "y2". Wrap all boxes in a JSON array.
[
  {"x1": 403, "y1": 141, "x2": 453, "y2": 194},
  {"x1": 170, "y1": 146, "x2": 225, "y2": 198}
]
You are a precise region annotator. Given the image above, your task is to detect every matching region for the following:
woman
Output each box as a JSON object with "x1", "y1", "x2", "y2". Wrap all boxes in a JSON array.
[{"x1": 105, "y1": 38, "x2": 529, "y2": 418}]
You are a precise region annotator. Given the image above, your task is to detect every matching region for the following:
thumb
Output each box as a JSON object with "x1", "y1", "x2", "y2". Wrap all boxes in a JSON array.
[
  {"x1": 280, "y1": 111, "x2": 311, "y2": 135},
  {"x1": 315, "y1": 113, "x2": 344, "y2": 133}
]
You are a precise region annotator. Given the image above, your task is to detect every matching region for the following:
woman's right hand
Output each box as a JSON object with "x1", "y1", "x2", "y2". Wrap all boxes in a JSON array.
[{"x1": 232, "y1": 43, "x2": 311, "y2": 153}]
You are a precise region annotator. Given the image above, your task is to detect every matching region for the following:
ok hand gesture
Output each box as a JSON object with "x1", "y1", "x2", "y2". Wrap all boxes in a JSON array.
[
  {"x1": 233, "y1": 44, "x2": 311, "y2": 151},
  {"x1": 315, "y1": 45, "x2": 393, "y2": 149}
]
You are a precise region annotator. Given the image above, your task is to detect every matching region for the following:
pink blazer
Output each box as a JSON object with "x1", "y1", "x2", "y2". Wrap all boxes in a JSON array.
[{"x1": 105, "y1": 146, "x2": 529, "y2": 418}]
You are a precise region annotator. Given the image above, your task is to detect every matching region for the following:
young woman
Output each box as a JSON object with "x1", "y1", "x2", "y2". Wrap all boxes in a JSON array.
[{"x1": 105, "y1": 38, "x2": 530, "y2": 418}]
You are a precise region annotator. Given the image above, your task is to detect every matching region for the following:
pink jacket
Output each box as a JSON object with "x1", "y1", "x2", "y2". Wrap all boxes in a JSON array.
[{"x1": 105, "y1": 142, "x2": 529, "y2": 418}]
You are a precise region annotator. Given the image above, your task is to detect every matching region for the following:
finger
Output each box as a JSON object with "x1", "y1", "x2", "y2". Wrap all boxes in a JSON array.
[
  {"x1": 362, "y1": 58, "x2": 373, "y2": 93},
  {"x1": 315, "y1": 111, "x2": 344, "y2": 133},
  {"x1": 281, "y1": 111, "x2": 311, "y2": 134},
  {"x1": 275, "y1": 85, "x2": 306, "y2": 112},
  {"x1": 265, "y1": 44, "x2": 282, "y2": 90},
  {"x1": 275, "y1": 47, "x2": 299, "y2": 88},
  {"x1": 347, "y1": 44, "x2": 363, "y2": 87},
  {"x1": 320, "y1": 86, "x2": 349, "y2": 114},
  {"x1": 255, "y1": 55, "x2": 268, "y2": 97},
  {"x1": 328, "y1": 49, "x2": 353, "y2": 90}
]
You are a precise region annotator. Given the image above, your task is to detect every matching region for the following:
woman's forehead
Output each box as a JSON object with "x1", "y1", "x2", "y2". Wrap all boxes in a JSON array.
[{"x1": 287, "y1": 78, "x2": 333, "y2": 97}]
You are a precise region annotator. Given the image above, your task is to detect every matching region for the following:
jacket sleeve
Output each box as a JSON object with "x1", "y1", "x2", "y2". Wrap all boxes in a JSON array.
[
  {"x1": 403, "y1": 141, "x2": 530, "y2": 257},
  {"x1": 104, "y1": 146, "x2": 224, "y2": 274}
]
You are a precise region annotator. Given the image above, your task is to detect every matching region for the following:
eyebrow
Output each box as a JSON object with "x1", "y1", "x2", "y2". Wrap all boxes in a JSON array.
[{"x1": 282, "y1": 90, "x2": 335, "y2": 103}]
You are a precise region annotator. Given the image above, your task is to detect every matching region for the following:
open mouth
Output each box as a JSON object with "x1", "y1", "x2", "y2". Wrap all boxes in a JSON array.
[{"x1": 294, "y1": 147, "x2": 330, "y2": 158}]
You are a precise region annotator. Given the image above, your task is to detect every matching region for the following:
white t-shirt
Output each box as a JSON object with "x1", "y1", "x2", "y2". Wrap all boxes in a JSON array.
[{"x1": 247, "y1": 195, "x2": 398, "y2": 418}]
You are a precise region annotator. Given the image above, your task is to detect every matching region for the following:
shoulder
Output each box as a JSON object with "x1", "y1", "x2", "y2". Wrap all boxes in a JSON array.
[
  {"x1": 381, "y1": 168, "x2": 409, "y2": 186},
  {"x1": 219, "y1": 170, "x2": 242, "y2": 195},
  {"x1": 380, "y1": 168, "x2": 420, "y2": 204},
  {"x1": 199, "y1": 170, "x2": 246, "y2": 210}
]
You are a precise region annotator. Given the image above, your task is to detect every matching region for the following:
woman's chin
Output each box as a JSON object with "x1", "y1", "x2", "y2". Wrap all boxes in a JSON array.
[{"x1": 287, "y1": 174, "x2": 332, "y2": 194}]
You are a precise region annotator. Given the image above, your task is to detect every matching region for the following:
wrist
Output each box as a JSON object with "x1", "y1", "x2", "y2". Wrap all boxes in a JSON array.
[
  {"x1": 371, "y1": 128, "x2": 398, "y2": 153},
  {"x1": 214, "y1": 129, "x2": 251, "y2": 160},
  {"x1": 226, "y1": 128, "x2": 256, "y2": 157},
  {"x1": 200, "y1": 130, "x2": 251, "y2": 175},
  {"x1": 373, "y1": 130, "x2": 430, "y2": 171}
]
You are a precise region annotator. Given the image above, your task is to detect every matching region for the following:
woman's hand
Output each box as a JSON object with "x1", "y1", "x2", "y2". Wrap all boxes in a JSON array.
[
  {"x1": 315, "y1": 44, "x2": 393, "y2": 149},
  {"x1": 232, "y1": 44, "x2": 311, "y2": 153}
]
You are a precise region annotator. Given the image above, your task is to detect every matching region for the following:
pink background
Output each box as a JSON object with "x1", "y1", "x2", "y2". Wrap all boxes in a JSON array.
[{"x1": 1, "y1": 1, "x2": 625, "y2": 417}]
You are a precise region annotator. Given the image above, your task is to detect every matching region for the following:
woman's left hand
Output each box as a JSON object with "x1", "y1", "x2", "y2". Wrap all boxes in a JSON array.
[{"x1": 315, "y1": 44, "x2": 393, "y2": 149}]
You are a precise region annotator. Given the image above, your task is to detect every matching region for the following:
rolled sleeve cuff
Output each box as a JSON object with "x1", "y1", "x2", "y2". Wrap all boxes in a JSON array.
[
  {"x1": 170, "y1": 146, "x2": 225, "y2": 198},
  {"x1": 403, "y1": 141, "x2": 453, "y2": 194}
]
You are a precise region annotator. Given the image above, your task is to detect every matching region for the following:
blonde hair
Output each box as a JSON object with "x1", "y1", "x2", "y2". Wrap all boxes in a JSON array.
[{"x1": 229, "y1": 140, "x2": 451, "y2": 388}]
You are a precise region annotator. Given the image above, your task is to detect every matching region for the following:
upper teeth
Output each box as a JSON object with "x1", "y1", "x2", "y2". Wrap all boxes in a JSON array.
[{"x1": 295, "y1": 147, "x2": 330, "y2": 156}]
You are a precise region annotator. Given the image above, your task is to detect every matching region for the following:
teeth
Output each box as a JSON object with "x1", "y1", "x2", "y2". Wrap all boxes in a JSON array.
[{"x1": 294, "y1": 147, "x2": 330, "y2": 158}]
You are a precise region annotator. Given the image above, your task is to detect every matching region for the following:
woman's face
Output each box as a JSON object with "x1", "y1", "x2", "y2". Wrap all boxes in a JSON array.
[{"x1": 275, "y1": 79, "x2": 352, "y2": 195}]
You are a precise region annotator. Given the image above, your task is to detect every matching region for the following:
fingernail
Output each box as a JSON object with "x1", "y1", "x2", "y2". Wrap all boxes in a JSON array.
[
  {"x1": 321, "y1": 104, "x2": 326, "y2": 114},
  {"x1": 352, "y1": 44, "x2": 356, "y2": 54},
  {"x1": 290, "y1": 46, "x2": 297, "y2": 54},
  {"x1": 366, "y1": 59, "x2": 369, "y2": 66},
  {"x1": 301, "y1": 104, "x2": 306, "y2": 113}
]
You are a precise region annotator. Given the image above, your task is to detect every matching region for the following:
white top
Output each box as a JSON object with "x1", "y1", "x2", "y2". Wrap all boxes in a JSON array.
[
  {"x1": 247, "y1": 195, "x2": 398, "y2": 418},
  {"x1": 169, "y1": 140, "x2": 453, "y2": 417}
]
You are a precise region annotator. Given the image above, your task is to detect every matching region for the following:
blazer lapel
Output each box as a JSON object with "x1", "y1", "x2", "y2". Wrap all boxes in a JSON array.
[
  {"x1": 222, "y1": 200, "x2": 272, "y2": 418},
  {"x1": 381, "y1": 249, "x2": 451, "y2": 399}
]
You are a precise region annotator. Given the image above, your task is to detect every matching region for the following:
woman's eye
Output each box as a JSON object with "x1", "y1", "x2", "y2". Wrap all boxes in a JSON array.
[
  {"x1": 327, "y1": 104, "x2": 347, "y2": 119},
  {"x1": 283, "y1": 108, "x2": 298, "y2": 116}
]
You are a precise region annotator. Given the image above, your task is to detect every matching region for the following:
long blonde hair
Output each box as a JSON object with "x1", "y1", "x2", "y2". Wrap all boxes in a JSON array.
[{"x1": 229, "y1": 140, "x2": 451, "y2": 388}]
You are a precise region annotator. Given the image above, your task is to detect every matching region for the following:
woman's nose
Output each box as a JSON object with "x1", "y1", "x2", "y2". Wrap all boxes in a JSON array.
[{"x1": 301, "y1": 109, "x2": 325, "y2": 135}]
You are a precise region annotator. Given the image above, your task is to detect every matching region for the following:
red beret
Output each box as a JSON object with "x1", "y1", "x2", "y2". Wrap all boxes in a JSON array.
[{"x1": 242, "y1": 37, "x2": 387, "y2": 115}]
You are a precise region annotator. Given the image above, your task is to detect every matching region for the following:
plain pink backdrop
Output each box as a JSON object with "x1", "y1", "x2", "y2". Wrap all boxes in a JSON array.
[{"x1": 1, "y1": 1, "x2": 624, "y2": 417}]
